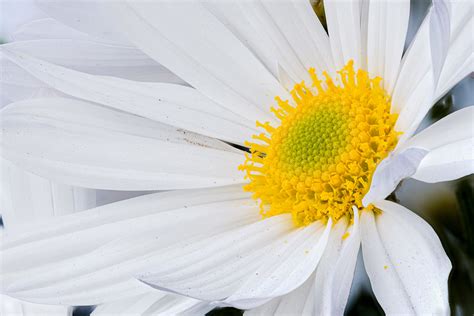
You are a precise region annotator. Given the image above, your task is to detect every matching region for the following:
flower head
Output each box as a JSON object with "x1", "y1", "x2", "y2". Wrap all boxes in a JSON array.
[{"x1": 0, "y1": 0, "x2": 472, "y2": 315}]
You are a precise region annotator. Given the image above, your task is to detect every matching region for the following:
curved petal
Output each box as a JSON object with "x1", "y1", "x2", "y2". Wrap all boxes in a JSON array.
[
  {"x1": 0, "y1": 98, "x2": 244, "y2": 190},
  {"x1": 365, "y1": 106, "x2": 474, "y2": 204},
  {"x1": 107, "y1": 1, "x2": 288, "y2": 123},
  {"x1": 0, "y1": 294, "x2": 71, "y2": 316},
  {"x1": 92, "y1": 291, "x2": 213, "y2": 316},
  {"x1": 435, "y1": 0, "x2": 473, "y2": 101},
  {"x1": 36, "y1": 0, "x2": 129, "y2": 44},
  {"x1": 1, "y1": 48, "x2": 255, "y2": 144},
  {"x1": 366, "y1": 0, "x2": 410, "y2": 93},
  {"x1": 362, "y1": 148, "x2": 428, "y2": 206},
  {"x1": 1, "y1": 159, "x2": 96, "y2": 234},
  {"x1": 234, "y1": 0, "x2": 334, "y2": 86},
  {"x1": 391, "y1": 12, "x2": 434, "y2": 141},
  {"x1": 404, "y1": 106, "x2": 474, "y2": 150},
  {"x1": 392, "y1": 0, "x2": 471, "y2": 142},
  {"x1": 245, "y1": 212, "x2": 360, "y2": 316},
  {"x1": 1, "y1": 185, "x2": 258, "y2": 305},
  {"x1": 244, "y1": 272, "x2": 314, "y2": 316},
  {"x1": 324, "y1": 0, "x2": 363, "y2": 70},
  {"x1": 407, "y1": 106, "x2": 474, "y2": 182},
  {"x1": 429, "y1": 0, "x2": 451, "y2": 87},
  {"x1": 412, "y1": 138, "x2": 474, "y2": 183},
  {"x1": 217, "y1": 219, "x2": 331, "y2": 309},
  {"x1": 2, "y1": 40, "x2": 184, "y2": 83},
  {"x1": 313, "y1": 209, "x2": 361, "y2": 316},
  {"x1": 11, "y1": 17, "x2": 92, "y2": 41},
  {"x1": 360, "y1": 202, "x2": 451, "y2": 315}
]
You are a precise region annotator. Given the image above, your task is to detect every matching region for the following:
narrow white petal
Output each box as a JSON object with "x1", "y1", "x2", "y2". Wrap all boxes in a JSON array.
[
  {"x1": 202, "y1": 1, "x2": 279, "y2": 80},
  {"x1": 0, "y1": 56, "x2": 61, "y2": 104},
  {"x1": 246, "y1": 212, "x2": 360, "y2": 316},
  {"x1": 314, "y1": 209, "x2": 361, "y2": 316},
  {"x1": 219, "y1": 219, "x2": 332, "y2": 309},
  {"x1": 36, "y1": 0, "x2": 129, "y2": 44},
  {"x1": 365, "y1": 106, "x2": 473, "y2": 204},
  {"x1": 429, "y1": 0, "x2": 451, "y2": 87},
  {"x1": 362, "y1": 148, "x2": 428, "y2": 206},
  {"x1": 108, "y1": 1, "x2": 288, "y2": 123},
  {"x1": 1, "y1": 159, "x2": 96, "y2": 233},
  {"x1": 407, "y1": 106, "x2": 474, "y2": 182},
  {"x1": 1, "y1": 48, "x2": 255, "y2": 144},
  {"x1": 11, "y1": 18, "x2": 92, "y2": 41},
  {"x1": 236, "y1": 0, "x2": 334, "y2": 85},
  {"x1": 435, "y1": 0, "x2": 474, "y2": 100},
  {"x1": 1, "y1": 186, "x2": 257, "y2": 305},
  {"x1": 324, "y1": 0, "x2": 362, "y2": 69},
  {"x1": 245, "y1": 272, "x2": 314, "y2": 316},
  {"x1": 0, "y1": 98, "x2": 244, "y2": 190},
  {"x1": 3, "y1": 40, "x2": 184, "y2": 83},
  {"x1": 412, "y1": 138, "x2": 474, "y2": 183},
  {"x1": 392, "y1": 1, "x2": 471, "y2": 142},
  {"x1": 92, "y1": 291, "x2": 212, "y2": 316},
  {"x1": 0, "y1": 295, "x2": 72, "y2": 316},
  {"x1": 405, "y1": 106, "x2": 474, "y2": 150},
  {"x1": 366, "y1": 0, "x2": 410, "y2": 93},
  {"x1": 391, "y1": 13, "x2": 434, "y2": 142},
  {"x1": 361, "y1": 202, "x2": 451, "y2": 315}
]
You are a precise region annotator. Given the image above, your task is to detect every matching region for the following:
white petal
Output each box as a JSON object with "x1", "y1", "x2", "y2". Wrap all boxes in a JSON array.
[
  {"x1": 2, "y1": 40, "x2": 184, "y2": 84},
  {"x1": 92, "y1": 291, "x2": 213, "y2": 316},
  {"x1": 407, "y1": 106, "x2": 474, "y2": 182},
  {"x1": 236, "y1": 0, "x2": 335, "y2": 85},
  {"x1": 324, "y1": 0, "x2": 363, "y2": 70},
  {"x1": 0, "y1": 98, "x2": 244, "y2": 190},
  {"x1": 435, "y1": 0, "x2": 474, "y2": 101},
  {"x1": 392, "y1": 1, "x2": 471, "y2": 142},
  {"x1": 1, "y1": 48, "x2": 255, "y2": 144},
  {"x1": 362, "y1": 148, "x2": 428, "y2": 206},
  {"x1": 429, "y1": 0, "x2": 451, "y2": 87},
  {"x1": 0, "y1": 294, "x2": 72, "y2": 316},
  {"x1": 11, "y1": 18, "x2": 92, "y2": 41},
  {"x1": 201, "y1": 1, "x2": 279, "y2": 80},
  {"x1": 365, "y1": 106, "x2": 473, "y2": 204},
  {"x1": 108, "y1": 1, "x2": 288, "y2": 123},
  {"x1": 245, "y1": 273, "x2": 314, "y2": 316},
  {"x1": 1, "y1": 185, "x2": 257, "y2": 305},
  {"x1": 36, "y1": 0, "x2": 129, "y2": 44},
  {"x1": 313, "y1": 209, "x2": 361, "y2": 316},
  {"x1": 0, "y1": 56, "x2": 61, "y2": 105},
  {"x1": 246, "y1": 212, "x2": 360, "y2": 316},
  {"x1": 404, "y1": 106, "x2": 474, "y2": 150},
  {"x1": 218, "y1": 219, "x2": 331, "y2": 309},
  {"x1": 412, "y1": 138, "x2": 474, "y2": 183},
  {"x1": 361, "y1": 202, "x2": 451, "y2": 314},
  {"x1": 391, "y1": 13, "x2": 435, "y2": 142},
  {"x1": 366, "y1": 0, "x2": 410, "y2": 93},
  {"x1": 0, "y1": 159, "x2": 96, "y2": 234}
]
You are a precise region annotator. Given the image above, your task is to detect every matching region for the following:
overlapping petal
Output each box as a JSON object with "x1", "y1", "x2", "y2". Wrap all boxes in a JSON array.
[
  {"x1": 0, "y1": 159, "x2": 96, "y2": 233},
  {"x1": 366, "y1": 0, "x2": 410, "y2": 93},
  {"x1": 0, "y1": 98, "x2": 244, "y2": 190},
  {"x1": 107, "y1": 1, "x2": 288, "y2": 123},
  {"x1": 361, "y1": 201, "x2": 451, "y2": 314},
  {"x1": 1, "y1": 48, "x2": 256, "y2": 144}
]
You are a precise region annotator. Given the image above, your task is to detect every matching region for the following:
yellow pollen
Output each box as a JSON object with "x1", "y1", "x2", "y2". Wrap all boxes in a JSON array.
[{"x1": 239, "y1": 61, "x2": 399, "y2": 226}]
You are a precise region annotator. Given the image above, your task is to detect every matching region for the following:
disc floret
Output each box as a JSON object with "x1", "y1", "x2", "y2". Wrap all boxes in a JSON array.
[{"x1": 239, "y1": 61, "x2": 399, "y2": 226}]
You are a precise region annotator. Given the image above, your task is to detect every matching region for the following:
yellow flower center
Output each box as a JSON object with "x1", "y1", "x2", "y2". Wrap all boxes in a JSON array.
[{"x1": 239, "y1": 61, "x2": 399, "y2": 226}]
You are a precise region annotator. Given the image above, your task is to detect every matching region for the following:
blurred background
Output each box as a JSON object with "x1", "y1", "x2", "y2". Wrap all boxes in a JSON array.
[{"x1": 1, "y1": 0, "x2": 473, "y2": 315}]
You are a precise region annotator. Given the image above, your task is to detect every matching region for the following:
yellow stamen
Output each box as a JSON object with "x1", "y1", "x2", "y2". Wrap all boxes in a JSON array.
[{"x1": 240, "y1": 61, "x2": 399, "y2": 226}]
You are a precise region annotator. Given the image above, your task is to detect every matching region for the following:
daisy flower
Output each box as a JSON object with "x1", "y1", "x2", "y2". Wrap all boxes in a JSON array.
[{"x1": 1, "y1": 0, "x2": 473, "y2": 315}]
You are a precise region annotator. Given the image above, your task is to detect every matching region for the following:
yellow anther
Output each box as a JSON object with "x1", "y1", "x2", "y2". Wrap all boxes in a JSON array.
[{"x1": 239, "y1": 61, "x2": 398, "y2": 226}]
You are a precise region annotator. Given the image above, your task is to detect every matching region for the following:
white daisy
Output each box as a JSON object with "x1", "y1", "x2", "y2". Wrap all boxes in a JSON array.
[{"x1": 0, "y1": 0, "x2": 473, "y2": 315}]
